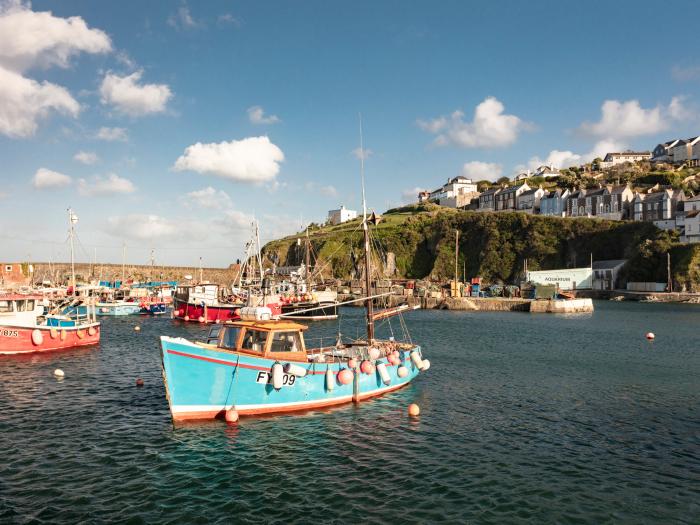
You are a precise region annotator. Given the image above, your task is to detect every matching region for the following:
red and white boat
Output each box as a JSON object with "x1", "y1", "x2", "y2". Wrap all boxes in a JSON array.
[{"x1": 0, "y1": 294, "x2": 100, "y2": 355}]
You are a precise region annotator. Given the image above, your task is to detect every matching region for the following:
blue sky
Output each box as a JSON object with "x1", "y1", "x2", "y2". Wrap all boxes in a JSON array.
[{"x1": 1, "y1": 0, "x2": 700, "y2": 266}]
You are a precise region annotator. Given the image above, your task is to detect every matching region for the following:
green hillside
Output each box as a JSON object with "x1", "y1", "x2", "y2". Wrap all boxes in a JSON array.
[{"x1": 262, "y1": 204, "x2": 700, "y2": 290}]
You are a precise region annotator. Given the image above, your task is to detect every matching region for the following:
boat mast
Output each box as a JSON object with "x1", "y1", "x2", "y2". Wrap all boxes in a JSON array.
[
  {"x1": 68, "y1": 208, "x2": 77, "y2": 296},
  {"x1": 121, "y1": 241, "x2": 126, "y2": 285},
  {"x1": 305, "y1": 226, "x2": 311, "y2": 291},
  {"x1": 359, "y1": 114, "x2": 374, "y2": 342}
]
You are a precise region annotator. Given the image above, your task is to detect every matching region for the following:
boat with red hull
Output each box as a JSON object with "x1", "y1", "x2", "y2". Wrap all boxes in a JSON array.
[
  {"x1": 172, "y1": 283, "x2": 282, "y2": 323},
  {"x1": 0, "y1": 294, "x2": 100, "y2": 355}
]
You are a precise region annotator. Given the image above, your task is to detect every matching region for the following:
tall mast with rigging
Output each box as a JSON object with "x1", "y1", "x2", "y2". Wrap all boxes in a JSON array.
[
  {"x1": 68, "y1": 208, "x2": 78, "y2": 296},
  {"x1": 359, "y1": 114, "x2": 374, "y2": 342}
]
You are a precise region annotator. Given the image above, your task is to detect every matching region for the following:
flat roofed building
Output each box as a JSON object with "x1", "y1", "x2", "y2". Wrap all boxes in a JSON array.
[{"x1": 327, "y1": 205, "x2": 358, "y2": 225}]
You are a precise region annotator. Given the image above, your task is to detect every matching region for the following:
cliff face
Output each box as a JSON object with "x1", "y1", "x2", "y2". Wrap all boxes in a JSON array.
[{"x1": 262, "y1": 205, "x2": 700, "y2": 290}]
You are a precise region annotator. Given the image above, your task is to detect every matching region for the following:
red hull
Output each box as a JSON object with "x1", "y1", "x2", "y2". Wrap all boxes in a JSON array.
[
  {"x1": 0, "y1": 324, "x2": 101, "y2": 355},
  {"x1": 172, "y1": 299, "x2": 243, "y2": 323}
]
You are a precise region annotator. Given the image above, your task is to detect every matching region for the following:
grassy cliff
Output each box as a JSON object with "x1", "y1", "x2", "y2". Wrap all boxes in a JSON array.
[{"x1": 262, "y1": 204, "x2": 700, "y2": 290}]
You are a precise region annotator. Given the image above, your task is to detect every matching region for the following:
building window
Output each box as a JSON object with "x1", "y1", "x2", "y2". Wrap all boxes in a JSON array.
[{"x1": 4, "y1": 265, "x2": 11, "y2": 272}]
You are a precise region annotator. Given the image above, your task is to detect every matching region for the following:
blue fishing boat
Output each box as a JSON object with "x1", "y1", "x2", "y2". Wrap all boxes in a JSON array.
[
  {"x1": 96, "y1": 301, "x2": 141, "y2": 316},
  {"x1": 139, "y1": 301, "x2": 167, "y2": 315},
  {"x1": 159, "y1": 131, "x2": 429, "y2": 421}
]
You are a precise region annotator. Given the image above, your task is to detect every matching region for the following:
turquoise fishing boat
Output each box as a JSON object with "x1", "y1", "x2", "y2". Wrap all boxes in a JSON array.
[
  {"x1": 96, "y1": 301, "x2": 141, "y2": 316},
  {"x1": 160, "y1": 131, "x2": 428, "y2": 421}
]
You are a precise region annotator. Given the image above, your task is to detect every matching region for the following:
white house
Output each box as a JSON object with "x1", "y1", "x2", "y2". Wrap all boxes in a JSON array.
[
  {"x1": 600, "y1": 151, "x2": 652, "y2": 169},
  {"x1": 495, "y1": 182, "x2": 530, "y2": 211},
  {"x1": 327, "y1": 205, "x2": 358, "y2": 225},
  {"x1": 540, "y1": 188, "x2": 570, "y2": 216},
  {"x1": 517, "y1": 186, "x2": 547, "y2": 213},
  {"x1": 427, "y1": 176, "x2": 479, "y2": 208},
  {"x1": 533, "y1": 165, "x2": 561, "y2": 178}
]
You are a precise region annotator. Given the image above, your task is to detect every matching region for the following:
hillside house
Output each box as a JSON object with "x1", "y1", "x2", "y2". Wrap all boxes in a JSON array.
[
  {"x1": 495, "y1": 182, "x2": 529, "y2": 211},
  {"x1": 517, "y1": 186, "x2": 547, "y2": 213},
  {"x1": 682, "y1": 210, "x2": 700, "y2": 243},
  {"x1": 670, "y1": 136, "x2": 700, "y2": 166},
  {"x1": 540, "y1": 188, "x2": 570, "y2": 216},
  {"x1": 632, "y1": 189, "x2": 685, "y2": 223},
  {"x1": 417, "y1": 191, "x2": 430, "y2": 203},
  {"x1": 652, "y1": 139, "x2": 681, "y2": 162},
  {"x1": 327, "y1": 205, "x2": 358, "y2": 225},
  {"x1": 599, "y1": 184, "x2": 635, "y2": 220},
  {"x1": 533, "y1": 165, "x2": 562, "y2": 178},
  {"x1": 1, "y1": 263, "x2": 32, "y2": 289},
  {"x1": 567, "y1": 189, "x2": 587, "y2": 217},
  {"x1": 600, "y1": 151, "x2": 652, "y2": 169},
  {"x1": 477, "y1": 187, "x2": 501, "y2": 211}
]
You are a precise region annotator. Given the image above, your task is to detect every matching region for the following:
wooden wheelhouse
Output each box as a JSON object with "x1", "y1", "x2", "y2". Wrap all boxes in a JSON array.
[{"x1": 203, "y1": 320, "x2": 309, "y2": 362}]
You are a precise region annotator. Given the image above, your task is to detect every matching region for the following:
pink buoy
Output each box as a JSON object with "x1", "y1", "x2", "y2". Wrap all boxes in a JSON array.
[
  {"x1": 225, "y1": 408, "x2": 239, "y2": 424},
  {"x1": 31, "y1": 329, "x2": 43, "y2": 346},
  {"x1": 184, "y1": 315, "x2": 190, "y2": 322},
  {"x1": 348, "y1": 358, "x2": 358, "y2": 369},
  {"x1": 408, "y1": 403, "x2": 420, "y2": 417},
  {"x1": 368, "y1": 347, "x2": 380, "y2": 360},
  {"x1": 397, "y1": 365, "x2": 409, "y2": 378},
  {"x1": 337, "y1": 368, "x2": 353, "y2": 385},
  {"x1": 392, "y1": 349, "x2": 400, "y2": 359},
  {"x1": 360, "y1": 360, "x2": 375, "y2": 375},
  {"x1": 646, "y1": 332, "x2": 655, "y2": 340},
  {"x1": 88, "y1": 326, "x2": 96, "y2": 336},
  {"x1": 198, "y1": 316, "x2": 206, "y2": 323},
  {"x1": 136, "y1": 378, "x2": 144, "y2": 387},
  {"x1": 215, "y1": 319, "x2": 220, "y2": 324}
]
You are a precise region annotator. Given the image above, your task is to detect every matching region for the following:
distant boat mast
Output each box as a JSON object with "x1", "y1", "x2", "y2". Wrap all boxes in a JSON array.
[
  {"x1": 68, "y1": 208, "x2": 78, "y2": 296},
  {"x1": 359, "y1": 113, "x2": 374, "y2": 342}
]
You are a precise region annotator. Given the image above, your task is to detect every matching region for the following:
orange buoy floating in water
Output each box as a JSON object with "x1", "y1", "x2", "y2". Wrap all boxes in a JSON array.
[
  {"x1": 136, "y1": 378, "x2": 144, "y2": 387},
  {"x1": 225, "y1": 408, "x2": 239, "y2": 424},
  {"x1": 408, "y1": 403, "x2": 420, "y2": 417},
  {"x1": 646, "y1": 332, "x2": 655, "y2": 340},
  {"x1": 184, "y1": 315, "x2": 190, "y2": 322},
  {"x1": 54, "y1": 368, "x2": 65, "y2": 378}
]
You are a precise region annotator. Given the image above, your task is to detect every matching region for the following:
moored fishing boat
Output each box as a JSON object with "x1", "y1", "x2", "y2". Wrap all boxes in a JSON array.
[
  {"x1": 96, "y1": 300, "x2": 141, "y2": 316},
  {"x1": 172, "y1": 283, "x2": 246, "y2": 323},
  {"x1": 160, "y1": 123, "x2": 428, "y2": 421},
  {"x1": 0, "y1": 294, "x2": 100, "y2": 355}
]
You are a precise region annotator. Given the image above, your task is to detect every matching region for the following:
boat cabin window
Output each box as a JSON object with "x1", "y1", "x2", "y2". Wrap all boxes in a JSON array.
[
  {"x1": 26, "y1": 300, "x2": 35, "y2": 310},
  {"x1": 269, "y1": 331, "x2": 303, "y2": 353},
  {"x1": 241, "y1": 329, "x2": 268, "y2": 353},
  {"x1": 15, "y1": 300, "x2": 26, "y2": 312},
  {"x1": 0, "y1": 300, "x2": 12, "y2": 313},
  {"x1": 219, "y1": 327, "x2": 241, "y2": 349}
]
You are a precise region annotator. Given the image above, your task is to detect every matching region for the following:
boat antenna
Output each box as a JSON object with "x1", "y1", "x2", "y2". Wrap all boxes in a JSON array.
[
  {"x1": 359, "y1": 113, "x2": 374, "y2": 342},
  {"x1": 68, "y1": 207, "x2": 77, "y2": 296}
]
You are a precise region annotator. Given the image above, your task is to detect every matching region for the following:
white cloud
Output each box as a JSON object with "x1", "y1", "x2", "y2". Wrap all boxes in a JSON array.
[
  {"x1": 167, "y1": 5, "x2": 202, "y2": 30},
  {"x1": 0, "y1": 2, "x2": 110, "y2": 138},
  {"x1": 217, "y1": 13, "x2": 240, "y2": 26},
  {"x1": 216, "y1": 209, "x2": 255, "y2": 233},
  {"x1": 461, "y1": 161, "x2": 502, "y2": 181},
  {"x1": 320, "y1": 185, "x2": 338, "y2": 197},
  {"x1": 77, "y1": 173, "x2": 135, "y2": 196},
  {"x1": 418, "y1": 97, "x2": 526, "y2": 148},
  {"x1": 181, "y1": 186, "x2": 233, "y2": 210},
  {"x1": 73, "y1": 150, "x2": 99, "y2": 165},
  {"x1": 0, "y1": 1, "x2": 111, "y2": 72},
  {"x1": 96, "y1": 126, "x2": 128, "y2": 141},
  {"x1": 671, "y1": 64, "x2": 700, "y2": 82},
  {"x1": 247, "y1": 105, "x2": 280, "y2": 125},
  {"x1": 105, "y1": 214, "x2": 201, "y2": 241},
  {"x1": 0, "y1": 65, "x2": 80, "y2": 137},
  {"x1": 401, "y1": 186, "x2": 427, "y2": 203},
  {"x1": 32, "y1": 167, "x2": 72, "y2": 189},
  {"x1": 519, "y1": 139, "x2": 628, "y2": 173},
  {"x1": 99, "y1": 71, "x2": 172, "y2": 117},
  {"x1": 173, "y1": 136, "x2": 285, "y2": 184},
  {"x1": 579, "y1": 98, "x2": 688, "y2": 139},
  {"x1": 352, "y1": 147, "x2": 373, "y2": 160}
]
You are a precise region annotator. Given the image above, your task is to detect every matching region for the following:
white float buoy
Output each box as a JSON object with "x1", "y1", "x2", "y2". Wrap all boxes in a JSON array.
[
  {"x1": 646, "y1": 332, "x2": 655, "y2": 340},
  {"x1": 325, "y1": 369, "x2": 334, "y2": 391},
  {"x1": 31, "y1": 329, "x2": 43, "y2": 346},
  {"x1": 225, "y1": 408, "x2": 239, "y2": 424},
  {"x1": 420, "y1": 359, "x2": 431, "y2": 372},
  {"x1": 53, "y1": 368, "x2": 65, "y2": 378},
  {"x1": 134, "y1": 326, "x2": 141, "y2": 332},
  {"x1": 376, "y1": 362, "x2": 391, "y2": 385},
  {"x1": 368, "y1": 347, "x2": 380, "y2": 360},
  {"x1": 284, "y1": 363, "x2": 308, "y2": 377},
  {"x1": 397, "y1": 365, "x2": 409, "y2": 378},
  {"x1": 271, "y1": 362, "x2": 284, "y2": 390},
  {"x1": 410, "y1": 350, "x2": 423, "y2": 369}
]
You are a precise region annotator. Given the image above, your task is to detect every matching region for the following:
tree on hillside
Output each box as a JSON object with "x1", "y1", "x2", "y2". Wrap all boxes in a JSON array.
[{"x1": 496, "y1": 176, "x2": 510, "y2": 185}]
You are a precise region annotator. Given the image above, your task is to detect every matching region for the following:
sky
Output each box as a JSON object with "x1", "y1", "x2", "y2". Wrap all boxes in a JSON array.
[{"x1": 1, "y1": 0, "x2": 700, "y2": 267}]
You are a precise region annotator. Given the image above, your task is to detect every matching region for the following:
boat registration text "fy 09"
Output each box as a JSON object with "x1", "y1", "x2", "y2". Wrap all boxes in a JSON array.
[
  {"x1": 0, "y1": 329, "x2": 19, "y2": 337},
  {"x1": 255, "y1": 371, "x2": 296, "y2": 386}
]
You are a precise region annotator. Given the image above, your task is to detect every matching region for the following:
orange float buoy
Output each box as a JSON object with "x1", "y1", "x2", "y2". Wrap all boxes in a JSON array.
[
  {"x1": 225, "y1": 408, "x2": 239, "y2": 424},
  {"x1": 198, "y1": 316, "x2": 206, "y2": 323},
  {"x1": 408, "y1": 403, "x2": 420, "y2": 417},
  {"x1": 184, "y1": 315, "x2": 190, "y2": 321},
  {"x1": 360, "y1": 360, "x2": 375, "y2": 375},
  {"x1": 174, "y1": 309, "x2": 181, "y2": 317},
  {"x1": 136, "y1": 378, "x2": 144, "y2": 387},
  {"x1": 397, "y1": 365, "x2": 409, "y2": 378},
  {"x1": 76, "y1": 330, "x2": 84, "y2": 339},
  {"x1": 337, "y1": 368, "x2": 353, "y2": 385},
  {"x1": 88, "y1": 326, "x2": 96, "y2": 336},
  {"x1": 50, "y1": 328, "x2": 58, "y2": 339},
  {"x1": 646, "y1": 332, "x2": 655, "y2": 340},
  {"x1": 60, "y1": 329, "x2": 67, "y2": 341},
  {"x1": 348, "y1": 358, "x2": 358, "y2": 369}
]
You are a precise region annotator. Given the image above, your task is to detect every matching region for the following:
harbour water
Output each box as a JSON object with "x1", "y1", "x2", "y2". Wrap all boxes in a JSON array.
[{"x1": 1, "y1": 302, "x2": 698, "y2": 523}]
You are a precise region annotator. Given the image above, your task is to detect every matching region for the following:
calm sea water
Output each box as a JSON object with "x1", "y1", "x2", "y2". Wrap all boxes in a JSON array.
[{"x1": 1, "y1": 302, "x2": 698, "y2": 524}]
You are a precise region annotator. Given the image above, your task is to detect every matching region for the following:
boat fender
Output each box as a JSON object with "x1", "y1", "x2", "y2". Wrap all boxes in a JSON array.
[
  {"x1": 368, "y1": 347, "x2": 380, "y2": 361},
  {"x1": 60, "y1": 330, "x2": 67, "y2": 341},
  {"x1": 271, "y1": 362, "x2": 284, "y2": 390},
  {"x1": 184, "y1": 315, "x2": 190, "y2": 321},
  {"x1": 397, "y1": 365, "x2": 409, "y2": 378},
  {"x1": 31, "y1": 329, "x2": 43, "y2": 346},
  {"x1": 88, "y1": 327, "x2": 96, "y2": 336},
  {"x1": 198, "y1": 316, "x2": 206, "y2": 323},
  {"x1": 76, "y1": 330, "x2": 85, "y2": 339},
  {"x1": 410, "y1": 350, "x2": 423, "y2": 370},
  {"x1": 174, "y1": 309, "x2": 181, "y2": 317},
  {"x1": 284, "y1": 363, "x2": 308, "y2": 377},
  {"x1": 325, "y1": 369, "x2": 335, "y2": 391},
  {"x1": 376, "y1": 362, "x2": 391, "y2": 385},
  {"x1": 348, "y1": 357, "x2": 358, "y2": 369},
  {"x1": 360, "y1": 360, "x2": 375, "y2": 375},
  {"x1": 101, "y1": 307, "x2": 109, "y2": 313},
  {"x1": 420, "y1": 359, "x2": 431, "y2": 372},
  {"x1": 49, "y1": 328, "x2": 58, "y2": 339},
  {"x1": 337, "y1": 368, "x2": 353, "y2": 385},
  {"x1": 392, "y1": 349, "x2": 400, "y2": 360}
]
